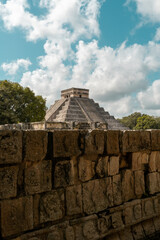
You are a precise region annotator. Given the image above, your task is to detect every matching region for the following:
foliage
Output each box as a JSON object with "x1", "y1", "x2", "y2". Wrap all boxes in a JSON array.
[
  {"x1": 0, "y1": 80, "x2": 47, "y2": 124},
  {"x1": 134, "y1": 115, "x2": 159, "y2": 130},
  {"x1": 118, "y1": 112, "x2": 142, "y2": 129}
]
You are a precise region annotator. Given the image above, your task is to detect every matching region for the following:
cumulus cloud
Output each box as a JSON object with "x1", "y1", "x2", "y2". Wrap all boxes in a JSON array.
[{"x1": 1, "y1": 59, "x2": 31, "y2": 75}]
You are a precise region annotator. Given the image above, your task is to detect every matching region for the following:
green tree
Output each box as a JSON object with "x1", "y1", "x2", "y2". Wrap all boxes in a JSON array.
[
  {"x1": 0, "y1": 80, "x2": 47, "y2": 124},
  {"x1": 134, "y1": 115, "x2": 159, "y2": 130},
  {"x1": 118, "y1": 112, "x2": 142, "y2": 129}
]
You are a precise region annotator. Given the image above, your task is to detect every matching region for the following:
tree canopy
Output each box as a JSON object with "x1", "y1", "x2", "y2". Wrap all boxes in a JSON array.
[
  {"x1": 118, "y1": 112, "x2": 160, "y2": 130},
  {"x1": 0, "y1": 80, "x2": 47, "y2": 124}
]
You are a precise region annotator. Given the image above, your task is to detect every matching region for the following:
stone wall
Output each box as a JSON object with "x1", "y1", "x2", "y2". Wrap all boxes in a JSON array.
[{"x1": 0, "y1": 129, "x2": 160, "y2": 240}]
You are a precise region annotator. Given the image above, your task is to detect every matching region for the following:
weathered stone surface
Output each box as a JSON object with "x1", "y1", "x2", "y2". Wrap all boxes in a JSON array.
[
  {"x1": 131, "y1": 223, "x2": 145, "y2": 240},
  {"x1": 106, "y1": 233, "x2": 120, "y2": 240},
  {"x1": 24, "y1": 131, "x2": 48, "y2": 161},
  {"x1": 122, "y1": 170, "x2": 135, "y2": 202},
  {"x1": 54, "y1": 159, "x2": 76, "y2": 187},
  {"x1": 84, "y1": 130, "x2": 105, "y2": 155},
  {"x1": 108, "y1": 156, "x2": 119, "y2": 176},
  {"x1": 151, "y1": 130, "x2": 160, "y2": 150},
  {"x1": 0, "y1": 166, "x2": 19, "y2": 199},
  {"x1": 123, "y1": 200, "x2": 141, "y2": 225},
  {"x1": 1, "y1": 196, "x2": 33, "y2": 237},
  {"x1": 153, "y1": 216, "x2": 160, "y2": 231},
  {"x1": 134, "y1": 170, "x2": 145, "y2": 198},
  {"x1": 132, "y1": 152, "x2": 149, "y2": 171},
  {"x1": 40, "y1": 189, "x2": 64, "y2": 223},
  {"x1": 82, "y1": 219, "x2": 99, "y2": 240},
  {"x1": 25, "y1": 160, "x2": 52, "y2": 194},
  {"x1": 66, "y1": 185, "x2": 82, "y2": 216},
  {"x1": 119, "y1": 228, "x2": 134, "y2": 240},
  {"x1": 147, "y1": 172, "x2": 159, "y2": 194},
  {"x1": 0, "y1": 130, "x2": 22, "y2": 164},
  {"x1": 111, "y1": 211, "x2": 124, "y2": 229},
  {"x1": 142, "y1": 219, "x2": 155, "y2": 237},
  {"x1": 53, "y1": 131, "x2": 81, "y2": 157},
  {"x1": 122, "y1": 131, "x2": 150, "y2": 152},
  {"x1": 149, "y1": 151, "x2": 160, "y2": 172},
  {"x1": 83, "y1": 178, "x2": 113, "y2": 214},
  {"x1": 142, "y1": 198, "x2": 155, "y2": 218},
  {"x1": 113, "y1": 174, "x2": 122, "y2": 205},
  {"x1": 98, "y1": 215, "x2": 111, "y2": 235},
  {"x1": 96, "y1": 156, "x2": 108, "y2": 178},
  {"x1": 78, "y1": 156, "x2": 95, "y2": 182},
  {"x1": 106, "y1": 130, "x2": 120, "y2": 155},
  {"x1": 65, "y1": 226, "x2": 75, "y2": 240}
]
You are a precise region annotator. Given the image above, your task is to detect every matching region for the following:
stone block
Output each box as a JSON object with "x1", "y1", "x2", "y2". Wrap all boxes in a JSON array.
[
  {"x1": 123, "y1": 200, "x2": 141, "y2": 225},
  {"x1": 53, "y1": 131, "x2": 81, "y2": 157},
  {"x1": 82, "y1": 218, "x2": 99, "y2": 240},
  {"x1": 106, "y1": 233, "x2": 120, "y2": 240},
  {"x1": 54, "y1": 159, "x2": 77, "y2": 187},
  {"x1": 24, "y1": 131, "x2": 48, "y2": 162},
  {"x1": 0, "y1": 166, "x2": 19, "y2": 199},
  {"x1": 84, "y1": 130, "x2": 105, "y2": 155},
  {"x1": 142, "y1": 198, "x2": 155, "y2": 218},
  {"x1": 151, "y1": 130, "x2": 160, "y2": 150},
  {"x1": 40, "y1": 189, "x2": 64, "y2": 223},
  {"x1": 153, "y1": 216, "x2": 160, "y2": 231},
  {"x1": 134, "y1": 170, "x2": 145, "y2": 198},
  {"x1": 122, "y1": 170, "x2": 135, "y2": 202},
  {"x1": 78, "y1": 156, "x2": 95, "y2": 182},
  {"x1": 98, "y1": 215, "x2": 111, "y2": 235},
  {"x1": 106, "y1": 130, "x2": 120, "y2": 155},
  {"x1": 83, "y1": 178, "x2": 113, "y2": 214},
  {"x1": 131, "y1": 223, "x2": 145, "y2": 240},
  {"x1": 142, "y1": 219, "x2": 155, "y2": 236},
  {"x1": 25, "y1": 160, "x2": 52, "y2": 194},
  {"x1": 111, "y1": 211, "x2": 123, "y2": 229},
  {"x1": 147, "y1": 172, "x2": 159, "y2": 194},
  {"x1": 1, "y1": 196, "x2": 33, "y2": 237},
  {"x1": 113, "y1": 174, "x2": 122, "y2": 205},
  {"x1": 149, "y1": 151, "x2": 160, "y2": 172},
  {"x1": 96, "y1": 156, "x2": 108, "y2": 178},
  {"x1": 119, "y1": 228, "x2": 133, "y2": 240},
  {"x1": 0, "y1": 130, "x2": 22, "y2": 164},
  {"x1": 122, "y1": 131, "x2": 150, "y2": 153},
  {"x1": 65, "y1": 226, "x2": 75, "y2": 240},
  {"x1": 66, "y1": 185, "x2": 82, "y2": 216},
  {"x1": 132, "y1": 152, "x2": 149, "y2": 171},
  {"x1": 108, "y1": 156, "x2": 119, "y2": 176}
]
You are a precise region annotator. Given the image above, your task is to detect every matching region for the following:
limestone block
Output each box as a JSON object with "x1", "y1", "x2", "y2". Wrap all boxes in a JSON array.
[
  {"x1": 123, "y1": 200, "x2": 141, "y2": 225},
  {"x1": 151, "y1": 130, "x2": 160, "y2": 150},
  {"x1": 123, "y1": 205, "x2": 133, "y2": 225},
  {"x1": 0, "y1": 166, "x2": 19, "y2": 199},
  {"x1": 84, "y1": 130, "x2": 105, "y2": 155},
  {"x1": 24, "y1": 131, "x2": 48, "y2": 162},
  {"x1": 142, "y1": 198, "x2": 155, "y2": 218},
  {"x1": 53, "y1": 131, "x2": 81, "y2": 157},
  {"x1": 111, "y1": 211, "x2": 124, "y2": 229},
  {"x1": 1, "y1": 196, "x2": 33, "y2": 237},
  {"x1": 47, "y1": 231, "x2": 63, "y2": 240},
  {"x1": 83, "y1": 178, "x2": 113, "y2": 214},
  {"x1": 96, "y1": 156, "x2": 108, "y2": 178},
  {"x1": 78, "y1": 156, "x2": 95, "y2": 182},
  {"x1": 66, "y1": 185, "x2": 82, "y2": 216},
  {"x1": 106, "y1": 130, "x2": 120, "y2": 155},
  {"x1": 122, "y1": 170, "x2": 135, "y2": 202},
  {"x1": 132, "y1": 152, "x2": 149, "y2": 171},
  {"x1": 134, "y1": 170, "x2": 145, "y2": 198},
  {"x1": 106, "y1": 233, "x2": 120, "y2": 240},
  {"x1": 133, "y1": 203, "x2": 142, "y2": 220},
  {"x1": 40, "y1": 189, "x2": 64, "y2": 223},
  {"x1": 153, "y1": 216, "x2": 160, "y2": 231},
  {"x1": 153, "y1": 195, "x2": 160, "y2": 214},
  {"x1": 119, "y1": 228, "x2": 134, "y2": 240},
  {"x1": 113, "y1": 174, "x2": 122, "y2": 205},
  {"x1": 131, "y1": 223, "x2": 145, "y2": 240},
  {"x1": 0, "y1": 130, "x2": 22, "y2": 164},
  {"x1": 65, "y1": 226, "x2": 75, "y2": 240},
  {"x1": 82, "y1": 219, "x2": 99, "y2": 240},
  {"x1": 108, "y1": 156, "x2": 119, "y2": 176},
  {"x1": 54, "y1": 159, "x2": 76, "y2": 187},
  {"x1": 142, "y1": 219, "x2": 155, "y2": 237},
  {"x1": 98, "y1": 215, "x2": 111, "y2": 235},
  {"x1": 25, "y1": 160, "x2": 52, "y2": 195},
  {"x1": 149, "y1": 151, "x2": 160, "y2": 172},
  {"x1": 122, "y1": 131, "x2": 150, "y2": 153},
  {"x1": 147, "y1": 172, "x2": 159, "y2": 194}
]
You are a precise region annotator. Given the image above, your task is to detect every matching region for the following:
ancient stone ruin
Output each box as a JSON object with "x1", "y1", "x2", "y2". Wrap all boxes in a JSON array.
[
  {"x1": 45, "y1": 87, "x2": 128, "y2": 130},
  {"x1": 0, "y1": 129, "x2": 160, "y2": 239}
]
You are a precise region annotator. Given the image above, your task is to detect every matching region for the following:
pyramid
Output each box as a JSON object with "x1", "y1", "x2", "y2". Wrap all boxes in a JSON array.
[{"x1": 45, "y1": 88, "x2": 128, "y2": 130}]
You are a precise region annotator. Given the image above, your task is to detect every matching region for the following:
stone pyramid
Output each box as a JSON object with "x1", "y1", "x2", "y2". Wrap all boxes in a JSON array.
[{"x1": 45, "y1": 88, "x2": 128, "y2": 130}]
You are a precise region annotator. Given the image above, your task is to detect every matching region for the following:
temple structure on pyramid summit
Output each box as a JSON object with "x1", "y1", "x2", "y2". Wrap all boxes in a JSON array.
[
  {"x1": 0, "y1": 87, "x2": 128, "y2": 130},
  {"x1": 45, "y1": 87, "x2": 128, "y2": 130}
]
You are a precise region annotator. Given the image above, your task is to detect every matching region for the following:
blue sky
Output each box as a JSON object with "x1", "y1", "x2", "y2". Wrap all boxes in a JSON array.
[{"x1": 0, "y1": 0, "x2": 160, "y2": 117}]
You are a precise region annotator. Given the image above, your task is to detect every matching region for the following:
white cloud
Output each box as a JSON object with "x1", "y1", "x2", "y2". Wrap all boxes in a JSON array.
[{"x1": 1, "y1": 59, "x2": 31, "y2": 75}]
